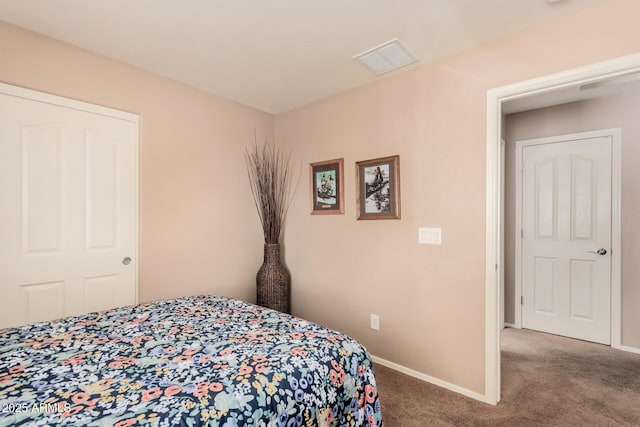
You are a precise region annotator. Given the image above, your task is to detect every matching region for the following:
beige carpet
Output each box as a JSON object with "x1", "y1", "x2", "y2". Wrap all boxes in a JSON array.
[{"x1": 375, "y1": 328, "x2": 640, "y2": 426}]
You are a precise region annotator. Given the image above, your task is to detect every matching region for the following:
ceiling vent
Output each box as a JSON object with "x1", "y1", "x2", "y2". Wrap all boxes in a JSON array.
[
  {"x1": 578, "y1": 72, "x2": 640, "y2": 92},
  {"x1": 353, "y1": 39, "x2": 418, "y2": 76}
]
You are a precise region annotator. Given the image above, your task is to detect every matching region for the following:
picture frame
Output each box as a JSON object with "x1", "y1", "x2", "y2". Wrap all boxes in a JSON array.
[
  {"x1": 356, "y1": 155, "x2": 400, "y2": 220},
  {"x1": 310, "y1": 158, "x2": 344, "y2": 215}
]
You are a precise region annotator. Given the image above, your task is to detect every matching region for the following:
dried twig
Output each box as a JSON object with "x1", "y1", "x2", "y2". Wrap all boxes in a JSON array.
[{"x1": 245, "y1": 140, "x2": 295, "y2": 244}]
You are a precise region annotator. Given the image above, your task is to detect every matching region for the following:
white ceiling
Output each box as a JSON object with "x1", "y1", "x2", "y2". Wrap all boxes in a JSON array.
[
  {"x1": 0, "y1": 0, "x2": 604, "y2": 114},
  {"x1": 503, "y1": 71, "x2": 640, "y2": 114}
]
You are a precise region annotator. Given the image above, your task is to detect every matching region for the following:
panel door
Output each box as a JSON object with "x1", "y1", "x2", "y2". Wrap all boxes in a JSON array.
[
  {"x1": 522, "y1": 136, "x2": 611, "y2": 344},
  {"x1": 0, "y1": 91, "x2": 137, "y2": 329}
]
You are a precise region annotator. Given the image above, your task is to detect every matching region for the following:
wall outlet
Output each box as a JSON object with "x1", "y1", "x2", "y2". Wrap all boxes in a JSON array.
[{"x1": 370, "y1": 314, "x2": 380, "y2": 330}]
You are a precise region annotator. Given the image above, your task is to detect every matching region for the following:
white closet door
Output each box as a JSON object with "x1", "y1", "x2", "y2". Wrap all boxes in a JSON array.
[
  {"x1": 522, "y1": 136, "x2": 611, "y2": 344},
  {"x1": 0, "y1": 87, "x2": 137, "y2": 328}
]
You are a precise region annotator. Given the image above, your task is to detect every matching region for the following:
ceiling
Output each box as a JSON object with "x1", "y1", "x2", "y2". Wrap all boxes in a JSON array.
[
  {"x1": 0, "y1": 0, "x2": 604, "y2": 114},
  {"x1": 503, "y1": 71, "x2": 640, "y2": 114}
]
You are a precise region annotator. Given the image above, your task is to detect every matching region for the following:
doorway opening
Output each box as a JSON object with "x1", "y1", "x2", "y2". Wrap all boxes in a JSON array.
[{"x1": 485, "y1": 52, "x2": 640, "y2": 405}]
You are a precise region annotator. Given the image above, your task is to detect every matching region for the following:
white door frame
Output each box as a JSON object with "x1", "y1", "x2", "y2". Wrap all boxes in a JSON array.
[
  {"x1": 485, "y1": 52, "x2": 640, "y2": 405},
  {"x1": 499, "y1": 139, "x2": 505, "y2": 330},
  {"x1": 514, "y1": 129, "x2": 621, "y2": 339},
  {"x1": 0, "y1": 82, "x2": 140, "y2": 304}
]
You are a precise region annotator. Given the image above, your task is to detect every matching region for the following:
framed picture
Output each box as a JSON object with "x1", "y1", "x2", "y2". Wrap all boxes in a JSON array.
[
  {"x1": 310, "y1": 158, "x2": 344, "y2": 214},
  {"x1": 356, "y1": 155, "x2": 400, "y2": 220}
]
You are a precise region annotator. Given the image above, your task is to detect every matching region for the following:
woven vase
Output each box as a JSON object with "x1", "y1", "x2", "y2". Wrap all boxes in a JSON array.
[{"x1": 256, "y1": 243, "x2": 290, "y2": 313}]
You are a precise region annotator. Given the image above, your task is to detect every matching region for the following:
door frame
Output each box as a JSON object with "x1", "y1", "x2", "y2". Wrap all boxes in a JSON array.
[
  {"x1": 513, "y1": 129, "x2": 621, "y2": 340},
  {"x1": 0, "y1": 81, "x2": 140, "y2": 304},
  {"x1": 485, "y1": 52, "x2": 640, "y2": 405}
]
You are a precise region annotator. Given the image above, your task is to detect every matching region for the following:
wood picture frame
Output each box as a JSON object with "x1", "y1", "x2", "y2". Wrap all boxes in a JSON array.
[
  {"x1": 356, "y1": 155, "x2": 400, "y2": 220},
  {"x1": 310, "y1": 158, "x2": 344, "y2": 215}
]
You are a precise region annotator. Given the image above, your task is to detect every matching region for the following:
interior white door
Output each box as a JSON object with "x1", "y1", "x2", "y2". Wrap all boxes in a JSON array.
[
  {"x1": 521, "y1": 136, "x2": 611, "y2": 344},
  {"x1": 0, "y1": 88, "x2": 137, "y2": 329}
]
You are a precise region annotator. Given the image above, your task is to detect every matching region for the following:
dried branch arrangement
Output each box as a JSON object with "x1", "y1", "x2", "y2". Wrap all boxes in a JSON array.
[{"x1": 245, "y1": 143, "x2": 295, "y2": 244}]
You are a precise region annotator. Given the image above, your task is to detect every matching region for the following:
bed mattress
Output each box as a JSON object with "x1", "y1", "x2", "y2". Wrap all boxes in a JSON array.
[{"x1": 0, "y1": 295, "x2": 383, "y2": 426}]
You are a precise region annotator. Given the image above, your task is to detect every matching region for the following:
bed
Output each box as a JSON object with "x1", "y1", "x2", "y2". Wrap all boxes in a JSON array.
[{"x1": 0, "y1": 295, "x2": 383, "y2": 426}]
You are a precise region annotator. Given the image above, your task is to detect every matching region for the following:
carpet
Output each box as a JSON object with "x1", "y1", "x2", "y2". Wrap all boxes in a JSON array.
[{"x1": 375, "y1": 328, "x2": 640, "y2": 426}]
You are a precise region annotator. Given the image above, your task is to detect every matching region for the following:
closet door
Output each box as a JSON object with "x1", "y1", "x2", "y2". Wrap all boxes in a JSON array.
[
  {"x1": 521, "y1": 136, "x2": 612, "y2": 344},
  {"x1": 0, "y1": 85, "x2": 138, "y2": 328}
]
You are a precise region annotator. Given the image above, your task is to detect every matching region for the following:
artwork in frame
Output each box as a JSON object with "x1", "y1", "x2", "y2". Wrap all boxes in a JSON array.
[
  {"x1": 356, "y1": 155, "x2": 400, "y2": 220},
  {"x1": 310, "y1": 158, "x2": 344, "y2": 215}
]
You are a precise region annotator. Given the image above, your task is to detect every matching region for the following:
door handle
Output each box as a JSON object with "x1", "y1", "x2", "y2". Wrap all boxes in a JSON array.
[
  {"x1": 122, "y1": 257, "x2": 132, "y2": 265},
  {"x1": 587, "y1": 248, "x2": 607, "y2": 256}
]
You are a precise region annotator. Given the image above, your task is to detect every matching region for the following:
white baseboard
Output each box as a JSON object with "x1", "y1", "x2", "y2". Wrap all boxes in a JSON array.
[
  {"x1": 503, "y1": 322, "x2": 516, "y2": 329},
  {"x1": 613, "y1": 344, "x2": 640, "y2": 355},
  {"x1": 371, "y1": 355, "x2": 487, "y2": 403}
]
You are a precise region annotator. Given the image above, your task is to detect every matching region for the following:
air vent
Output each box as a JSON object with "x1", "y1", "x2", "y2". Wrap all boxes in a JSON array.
[
  {"x1": 353, "y1": 39, "x2": 418, "y2": 76},
  {"x1": 579, "y1": 72, "x2": 640, "y2": 91}
]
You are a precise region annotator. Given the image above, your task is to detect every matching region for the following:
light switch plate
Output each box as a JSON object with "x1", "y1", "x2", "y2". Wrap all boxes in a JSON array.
[
  {"x1": 419, "y1": 227, "x2": 442, "y2": 245},
  {"x1": 370, "y1": 314, "x2": 380, "y2": 330}
]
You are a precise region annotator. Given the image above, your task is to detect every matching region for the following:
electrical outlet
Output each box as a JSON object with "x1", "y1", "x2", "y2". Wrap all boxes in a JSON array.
[{"x1": 370, "y1": 314, "x2": 380, "y2": 330}]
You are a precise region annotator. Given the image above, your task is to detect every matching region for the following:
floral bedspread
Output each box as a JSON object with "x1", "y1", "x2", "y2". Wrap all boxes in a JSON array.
[{"x1": 0, "y1": 295, "x2": 383, "y2": 426}]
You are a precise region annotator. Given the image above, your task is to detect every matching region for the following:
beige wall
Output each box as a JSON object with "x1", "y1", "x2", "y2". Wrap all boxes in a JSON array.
[
  {"x1": 504, "y1": 91, "x2": 640, "y2": 349},
  {"x1": 275, "y1": 0, "x2": 640, "y2": 394},
  {"x1": 0, "y1": 21, "x2": 274, "y2": 303}
]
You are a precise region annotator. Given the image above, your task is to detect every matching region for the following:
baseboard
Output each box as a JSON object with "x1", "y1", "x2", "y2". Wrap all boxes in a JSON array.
[
  {"x1": 503, "y1": 322, "x2": 516, "y2": 328},
  {"x1": 613, "y1": 344, "x2": 640, "y2": 355},
  {"x1": 371, "y1": 355, "x2": 487, "y2": 403}
]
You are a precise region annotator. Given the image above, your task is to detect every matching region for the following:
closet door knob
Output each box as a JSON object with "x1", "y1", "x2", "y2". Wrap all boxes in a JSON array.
[{"x1": 587, "y1": 248, "x2": 607, "y2": 256}]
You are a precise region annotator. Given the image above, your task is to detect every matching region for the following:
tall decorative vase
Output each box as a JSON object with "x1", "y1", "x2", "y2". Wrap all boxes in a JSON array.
[{"x1": 256, "y1": 243, "x2": 291, "y2": 313}]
